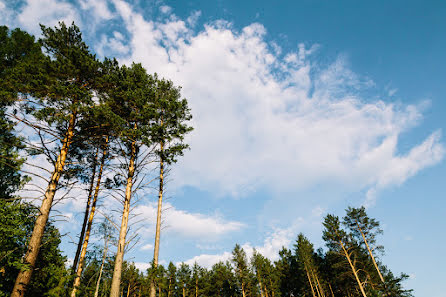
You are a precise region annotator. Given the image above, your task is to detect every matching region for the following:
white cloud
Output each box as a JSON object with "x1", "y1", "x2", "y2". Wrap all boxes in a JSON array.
[
  {"x1": 187, "y1": 10, "x2": 201, "y2": 27},
  {"x1": 79, "y1": 0, "x2": 113, "y2": 21},
  {"x1": 183, "y1": 219, "x2": 303, "y2": 268},
  {"x1": 134, "y1": 202, "x2": 245, "y2": 239},
  {"x1": 311, "y1": 206, "x2": 326, "y2": 218},
  {"x1": 109, "y1": 1, "x2": 444, "y2": 205},
  {"x1": 17, "y1": 0, "x2": 79, "y2": 35},
  {"x1": 364, "y1": 131, "x2": 444, "y2": 207},
  {"x1": 159, "y1": 5, "x2": 172, "y2": 14},
  {"x1": 134, "y1": 262, "x2": 151, "y2": 272},
  {"x1": 140, "y1": 243, "x2": 154, "y2": 251}
]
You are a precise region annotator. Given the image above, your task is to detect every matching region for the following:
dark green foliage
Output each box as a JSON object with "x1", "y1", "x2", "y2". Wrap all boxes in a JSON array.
[{"x1": 0, "y1": 200, "x2": 66, "y2": 297}]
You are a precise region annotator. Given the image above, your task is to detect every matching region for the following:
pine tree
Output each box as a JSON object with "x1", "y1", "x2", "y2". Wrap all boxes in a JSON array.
[
  {"x1": 150, "y1": 77, "x2": 192, "y2": 297},
  {"x1": 106, "y1": 63, "x2": 158, "y2": 297},
  {"x1": 323, "y1": 214, "x2": 367, "y2": 297},
  {"x1": 11, "y1": 22, "x2": 100, "y2": 297}
]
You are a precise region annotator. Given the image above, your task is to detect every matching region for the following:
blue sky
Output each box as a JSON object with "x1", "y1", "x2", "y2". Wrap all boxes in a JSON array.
[{"x1": 2, "y1": 0, "x2": 446, "y2": 296}]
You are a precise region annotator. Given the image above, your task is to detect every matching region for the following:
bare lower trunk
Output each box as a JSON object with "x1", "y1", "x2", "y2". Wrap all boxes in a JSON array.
[
  {"x1": 71, "y1": 138, "x2": 108, "y2": 297},
  {"x1": 258, "y1": 276, "x2": 265, "y2": 297},
  {"x1": 340, "y1": 240, "x2": 367, "y2": 297},
  {"x1": 313, "y1": 270, "x2": 325, "y2": 297},
  {"x1": 312, "y1": 271, "x2": 321, "y2": 297},
  {"x1": 94, "y1": 238, "x2": 109, "y2": 297},
  {"x1": 150, "y1": 140, "x2": 164, "y2": 297},
  {"x1": 356, "y1": 221, "x2": 385, "y2": 283},
  {"x1": 195, "y1": 277, "x2": 198, "y2": 297},
  {"x1": 241, "y1": 282, "x2": 246, "y2": 297},
  {"x1": 168, "y1": 278, "x2": 172, "y2": 297},
  {"x1": 11, "y1": 112, "x2": 76, "y2": 297},
  {"x1": 109, "y1": 139, "x2": 136, "y2": 297},
  {"x1": 305, "y1": 266, "x2": 317, "y2": 297},
  {"x1": 72, "y1": 147, "x2": 100, "y2": 273},
  {"x1": 328, "y1": 283, "x2": 335, "y2": 297}
]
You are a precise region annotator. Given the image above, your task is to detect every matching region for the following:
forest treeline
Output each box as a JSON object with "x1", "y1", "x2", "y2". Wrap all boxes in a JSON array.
[{"x1": 0, "y1": 22, "x2": 412, "y2": 297}]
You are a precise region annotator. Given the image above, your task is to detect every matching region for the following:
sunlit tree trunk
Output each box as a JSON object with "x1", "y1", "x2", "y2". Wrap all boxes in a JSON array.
[
  {"x1": 94, "y1": 236, "x2": 109, "y2": 297},
  {"x1": 11, "y1": 111, "x2": 77, "y2": 297},
  {"x1": 328, "y1": 283, "x2": 335, "y2": 297},
  {"x1": 339, "y1": 240, "x2": 367, "y2": 297},
  {"x1": 305, "y1": 265, "x2": 317, "y2": 297},
  {"x1": 72, "y1": 146, "x2": 99, "y2": 273},
  {"x1": 109, "y1": 138, "x2": 136, "y2": 297},
  {"x1": 71, "y1": 137, "x2": 108, "y2": 297},
  {"x1": 313, "y1": 270, "x2": 325, "y2": 297},
  {"x1": 356, "y1": 220, "x2": 385, "y2": 283},
  {"x1": 150, "y1": 117, "x2": 164, "y2": 297}
]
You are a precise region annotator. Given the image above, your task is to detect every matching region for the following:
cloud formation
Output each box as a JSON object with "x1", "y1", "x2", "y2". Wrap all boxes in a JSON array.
[
  {"x1": 182, "y1": 219, "x2": 303, "y2": 268},
  {"x1": 134, "y1": 201, "x2": 245, "y2": 240},
  {"x1": 106, "y1": 0, "x2": 444, "y2": 203}
]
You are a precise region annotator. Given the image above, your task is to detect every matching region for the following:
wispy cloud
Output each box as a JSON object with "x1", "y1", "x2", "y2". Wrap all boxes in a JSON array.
[
  {"x1": 106, "y1": 0, "x2": 444, "y2": 204},
  {"x1": 134, "y1": 202, "x2": 245, "y2": 240}
]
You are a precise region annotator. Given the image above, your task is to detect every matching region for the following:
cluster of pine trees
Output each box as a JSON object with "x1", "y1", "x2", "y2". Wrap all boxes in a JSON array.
[
  {"x1": 1, "y1": 21, "x2": 191, "y2": 297},
  {"x1": 0, "y1": 22, "x2": 412, "y2": 297}
]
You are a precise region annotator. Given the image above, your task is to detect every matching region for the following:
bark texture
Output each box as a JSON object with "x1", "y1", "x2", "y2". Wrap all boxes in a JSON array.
[
  {"x1": 11, "y1": 112, "x2": 76, "y2": 297},
  {"x1": 72, "y1": 147, "x2": 99, "y2": 273},
  {"x1": 150, "y1": 141, "x2": 164, "y2": 297},
  {"x1": 71, "y1": 138, "x2": 108, "y2": 297},
  {"x1": 109, "y1": 139, "x2": 136, "y2": 297}
]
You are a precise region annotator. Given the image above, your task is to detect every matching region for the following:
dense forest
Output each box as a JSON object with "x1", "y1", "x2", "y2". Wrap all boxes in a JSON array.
[{"x1": 0, "y1": 22, "x2": 412, "y2": 297}]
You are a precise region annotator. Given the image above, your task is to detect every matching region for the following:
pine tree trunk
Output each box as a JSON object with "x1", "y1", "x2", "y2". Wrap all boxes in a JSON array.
[
  {"x1": 241, "y1": 282, "x2": 246, "y2": 297},
  {"x1": 305, "y1": 266, "x2": 317, "y2": 297},
  {"x1": 109, "y1": 138, "x2": 136, "y2": 297},
  {"x1": 258, "y1": 276, "x2": 265, "y2": 297},
  {"x1": 72, "y1": 146, "x2": 100, "y2": 273},
  {"x1": 150, "y1": 140, "x2": 164, "y2": 297},
  {"x1": 313, "y1": 270, "x2": 325, "y2": 297},
  {"x1": 168, "y1": 277, "x2": 172, "y2": 297},
  {"x1": 339, "y1": 240, "x2": 367, "y2": 297},
  {"x1": 328, "y1": 283, "x2": 335, "y2": 297},
  {"x1": 195, "y1": 277, "x2": 198, "y2": 297},
  {"x1": 356, "y1": 221, "x2": 385, "y2": 283},
  {"x1": 94, "y1": 237, "x2": 109, "y2": 297},
  {"x1": 311, "y1": 270, "x2": 321, "y2": 297},
  {"x1": 11, "y1": 111, "x2": 77, "y2": 297},
  {"x1": 71, "y1": 137, "x2": 108, "y2": 297}
]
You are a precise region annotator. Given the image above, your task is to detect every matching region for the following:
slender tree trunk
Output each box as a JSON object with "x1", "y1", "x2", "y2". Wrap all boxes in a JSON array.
[
  {"x1": 94, "y1": 237, "x2": 109, "y2": 297},
  {"x1": 313, "y1": 270, "x2": 325, "y2": 297},
  {"x1": 241, "y1": 282, "x2": 246, "y2": 297},
  {"x1": 126, "y1": 283, "x2": 131, "y2": 297},
  {"x1": 328, "y1": 283, "x2": 335, "y2": 297},
  {"x1": 72, "y1": 147, "x2": 100, "y2": 273},
  {"x1": 182, "y1": 286, "x2": 186, "y2": 297},
  {"x1": 311, "y1": 270, "x2": 321, "y2": 297},
  {"x1": 258, "y1": 276, "x2": 265, "y2": 297},
  {"x1": 11, "y1": 111, "x2": 77, "y2": 297},
  {"x1": 339, "y1": 240, "x2": 367, "y2": 297},
  {"x1": 109, "y1": 138, "x2": 136, "y2": 297},
  {"x1": 150, "y1": 140, "x2": 164, "y2": 297},
  {"x1": 356, "y1": 221, "x2": 385, "y2": 283},
  {"x1": 168, "y1": 277, "x2": 172, "y2": 297},
  {"x1": 71, "y1": 137, "x2": 108, "y2": 297},
  {"x1": 195, "y1": 277, "x2": 198, "y2": 297},
  {"x1": 305, "y1": 266, "x2": 317, "y2": 297}
]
